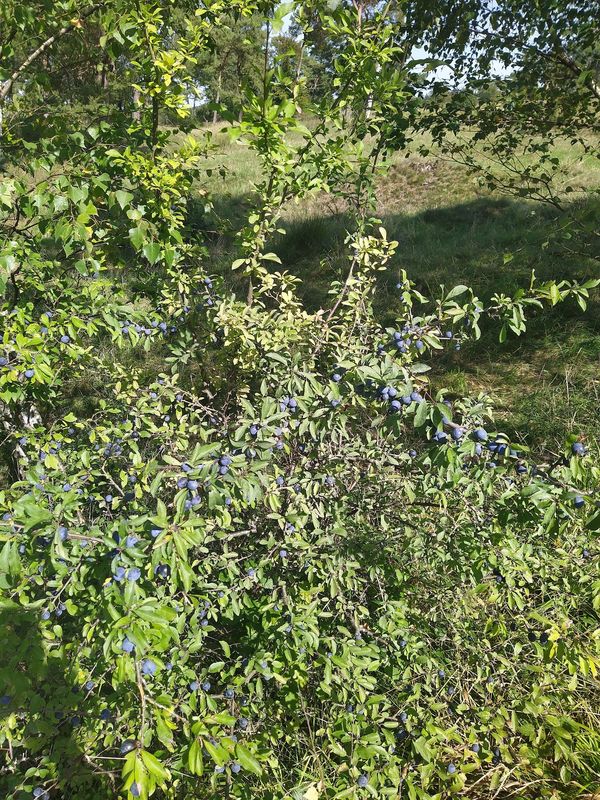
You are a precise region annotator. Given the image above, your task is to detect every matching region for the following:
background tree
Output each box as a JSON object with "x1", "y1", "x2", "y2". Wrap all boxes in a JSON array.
[
  {"x1": 402, "y1": 0, "x2": 600, "y2": 203},
  {"x1": 193, "y1": 13, "x2": 266, "y2": 122}
]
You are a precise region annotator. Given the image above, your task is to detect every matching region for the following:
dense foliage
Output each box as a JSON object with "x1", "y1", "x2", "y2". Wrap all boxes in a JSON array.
[{"x1": 1, "y1": 2, "x2": 599, "y2": 799}]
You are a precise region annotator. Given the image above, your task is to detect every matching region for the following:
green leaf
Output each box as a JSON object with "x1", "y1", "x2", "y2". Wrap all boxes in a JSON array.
[
  {"x1": 413, "y1": 735, "x2": 433, "y2": 762},
  {"x1": 115, "y1": 190, "x2": 134, "y2": 210},
  {"x1": 235, "y1": 743, "x2": 263, "y2": 776},
  {"x1": 220, "y1": 640, "x2": 231, "y2": 658},
  {"x1": 129, "y1": 226, "x2": 145, "y2": 251},
  {"x1": 140, "y1": 750, "x2": 170, "y2": 783},
  {"x1": 204, "y1": 739, "x2": 228, "y2": 767},
  {"x1": 586, "y1": 510, "x2": 600, "y2": 531},
  {"x1": 413, "y1": 399, "x2": 429, "y2": 428},
  {"x1": 411, "y1": 363, "x2": 431, "y2": 374},
  {"x1": 446, "y1": 284, "x2": 468, "y2": 300},
  {"x1": 143, "y1": 243, "x2": 161, "y2": 265},
  {"x1": 188, "y1": 738, "x2": 204, "y2": 776}
]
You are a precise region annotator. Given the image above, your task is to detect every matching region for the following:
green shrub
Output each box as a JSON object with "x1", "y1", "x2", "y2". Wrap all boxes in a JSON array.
[{"x1": 1, "y1": 2, "x2": 599, "y2": 799}]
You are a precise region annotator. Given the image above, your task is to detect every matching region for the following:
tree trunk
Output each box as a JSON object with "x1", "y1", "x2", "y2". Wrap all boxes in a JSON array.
[
  {"x1": 365, "y1": 61, "x2": 381, "y2": 120},
  {"x1": 151, "y1": 96, "x2": 159, "y2": 148},
  {"x1": 212, "y1": 68, "x2": 222, "y2": 124},
  {"x1": 99, "y1": 55, "x2": 109, "y2": 91},
  {"x1": 133, "y1": 87, "x2": 141, "y2": 121}
]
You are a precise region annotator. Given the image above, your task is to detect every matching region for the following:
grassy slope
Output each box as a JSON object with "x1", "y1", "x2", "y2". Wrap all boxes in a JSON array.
[{"x1": 190, "y1": 127, "x2": 600, "y2": 456}]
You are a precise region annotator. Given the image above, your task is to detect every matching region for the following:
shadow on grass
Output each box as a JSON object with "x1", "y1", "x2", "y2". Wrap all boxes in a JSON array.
[
  {"x1": 194, "y1": 188, "x2": 598, "y2": 313},
  {"x1": 193, "y1": 190, "x2": 599, "y2": 450},
  {"x1": 273, "y1": 196, "x2": 598, "y2": 312}
]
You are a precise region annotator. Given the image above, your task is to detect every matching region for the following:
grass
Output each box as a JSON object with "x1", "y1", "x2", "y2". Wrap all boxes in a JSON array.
[{"x1": 188, "y1": 126, "x2": 600, "y2": 455}]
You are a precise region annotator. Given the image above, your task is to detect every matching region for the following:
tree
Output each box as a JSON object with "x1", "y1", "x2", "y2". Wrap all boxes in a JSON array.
[
  {"x1": 404, "y1": 0, "x2": 600, "y2": 203},
  {"x1": 289, "y1": 0, "x2": 386, "y2": 105},
  {"x1": 194, "y1": 13, "x2": 266, "y2": 122},
  {"x1": 1, "y1": 2, "x2": 599, "y2": 799},
  {"x1": 290, "y1": 0, "x2": 599, "y2": 202},
  {"x1": 271, "y1": 32, "x2": 320, "y2": 106}
]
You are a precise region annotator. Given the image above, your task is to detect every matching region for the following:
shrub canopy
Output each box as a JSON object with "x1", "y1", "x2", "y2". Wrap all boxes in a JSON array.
[{"x1": 0, "y1": 2, "x2": 599, "y2": 799}]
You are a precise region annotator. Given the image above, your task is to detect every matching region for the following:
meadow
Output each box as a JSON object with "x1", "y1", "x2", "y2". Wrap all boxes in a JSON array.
[{"x1": 190, "y1": 125, "x2": 600, "y2": 455}]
